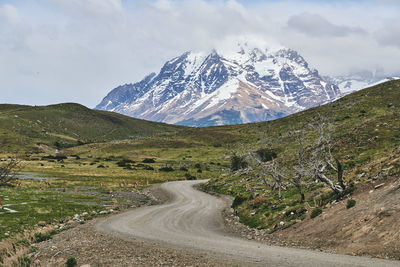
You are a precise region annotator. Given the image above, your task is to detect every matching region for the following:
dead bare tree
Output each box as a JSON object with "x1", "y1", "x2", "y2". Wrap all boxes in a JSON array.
[
  {"x1": 288, "y1": 129, "x2": 312, "y2": 202},
  {"x1": 308, "y1": 116, "x2": 346, "y2": 195},
  {"x1": 0, "y1": 158, "x2": 21, "y2": 186},
  {"x1": 259, "y1": 159, "x2": 287, "y2": 199}
]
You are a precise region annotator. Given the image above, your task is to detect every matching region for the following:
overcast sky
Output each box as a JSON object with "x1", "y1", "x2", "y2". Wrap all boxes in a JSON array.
[{"x1": 1, "y1": 0, "x2": 400, "y2": 107}]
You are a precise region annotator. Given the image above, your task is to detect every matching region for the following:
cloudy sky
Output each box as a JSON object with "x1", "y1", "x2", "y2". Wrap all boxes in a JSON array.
[{"x1": 1, "y1": 0, "x2": 400, "y2": 107}]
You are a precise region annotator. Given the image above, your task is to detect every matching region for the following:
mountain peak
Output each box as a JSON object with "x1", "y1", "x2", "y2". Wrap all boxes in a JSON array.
[{"x1": 96, "y1": 46, "x2": 340, "y2": 126}]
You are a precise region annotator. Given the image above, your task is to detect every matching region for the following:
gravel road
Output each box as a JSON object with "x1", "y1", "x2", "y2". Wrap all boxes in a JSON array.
[{"x1": 97, "y1": 180, "x2": 399, "y2": 267}]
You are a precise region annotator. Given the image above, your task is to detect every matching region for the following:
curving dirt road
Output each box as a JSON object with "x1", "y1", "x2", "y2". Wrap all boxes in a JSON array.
[{"x1": 97, "y1": 180, "x2": 399, "y2": 266}]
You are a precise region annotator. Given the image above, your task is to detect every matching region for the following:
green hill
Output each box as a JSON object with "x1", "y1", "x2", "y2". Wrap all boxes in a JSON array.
[
  {"x1": 0, "y1": 80, "x2": 399, "y2": 258},
  {"x1": 0, "y1": 103, "x2": 181, "y2": 153},
  {"x1": 201, "y1": 79, "x2": 400, "y2": 230}
]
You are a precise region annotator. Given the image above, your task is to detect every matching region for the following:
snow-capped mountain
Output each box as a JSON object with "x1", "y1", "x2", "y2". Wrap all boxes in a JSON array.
[
  {"x1": 325, "y1": 74, "x2": 400, "y2": 95},
  {"x1": 96, "y1": 44, "x2": 340, "y2": 126}
]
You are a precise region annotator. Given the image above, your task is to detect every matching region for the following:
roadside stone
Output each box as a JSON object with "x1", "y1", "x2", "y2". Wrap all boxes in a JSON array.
[
  {"x1": 375, "y1": 183, "x2": 385, "y2": 189},
  {"x1": 37, "y1": 221, "x2": 47, "y2": 227}
]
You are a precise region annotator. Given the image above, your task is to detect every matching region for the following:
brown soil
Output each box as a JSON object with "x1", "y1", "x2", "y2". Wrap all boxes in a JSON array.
[
  {"x1": 223, "y1": 177, "x2": 400, "y2": 260},
  {"x1": 276, "y1": 177, "x2": 400, "y2": 260}
]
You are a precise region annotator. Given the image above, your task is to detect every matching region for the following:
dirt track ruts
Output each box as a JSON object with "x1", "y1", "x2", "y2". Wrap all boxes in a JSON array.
[{"x1": 96, "y1": 180, "x2": 399, "y2": 266}]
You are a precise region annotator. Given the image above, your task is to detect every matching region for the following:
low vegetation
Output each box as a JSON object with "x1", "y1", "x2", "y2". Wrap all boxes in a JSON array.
[{"x1": 0, "y1": 80, "x2": 399, "y2": 263}]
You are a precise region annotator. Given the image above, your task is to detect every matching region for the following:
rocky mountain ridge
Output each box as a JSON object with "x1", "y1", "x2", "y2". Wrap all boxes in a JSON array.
[{"x1": 96, "y1": 44, "x2": 341, "y2": 126}]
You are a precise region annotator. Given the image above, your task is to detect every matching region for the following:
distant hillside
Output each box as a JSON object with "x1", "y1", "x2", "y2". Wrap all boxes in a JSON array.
[{"x1": 0, "y1": 103, "x2": 181, "y2": 152}]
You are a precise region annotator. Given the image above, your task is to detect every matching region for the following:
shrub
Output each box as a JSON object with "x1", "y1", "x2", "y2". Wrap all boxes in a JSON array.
[
  {"x1": 34, "y1": 232, "x2": 52, "y2": 242},
  {"x1": 230, "y1": 155, "x2": 248, "y2": 171},
  {"x1": 16, "y1": 255, "x2": 31, "y2": 267},
  {"x1": 42, "y1": 154, "x2": 67, "y2": 160},
  {"x1": 66, "y1": 257, "x2": 77, "y2": 267},
  {"x1": 142, "y1": 158, "x2": 155, "y2": 163},
  {"x1": 143, "y1": 165, "x2": 154, "y2": 170},
  {"x1": 194, "y1": 163, "x2": 201, "y2": 169},
  {"x1": 346, "y1": 199, "x2": 356, "y2": 209},
  {"x1": 184, "y1": 173, "x2": 196, "y2": 180},
  {"x1": 97, "y1": 164, "x2": 105, "y2": 168},
  {"x1": 116, "y1": 159, "x2": 135, "y2": 167},
  {"x1": 255, "y1": 148, "x2": 277, "y2": 162},
  {"x1": 159, "y1": 167, "x2": 174, "y2": 172},
  {"x1": 179, "y1": 167, "x2": 188, "y2": 171},
  {"x1": 232, "y1": 195, "x2": 248, "y2": 208},
  {"x1": 310, "y1": 208, "x2": 322, "y2": 219}
]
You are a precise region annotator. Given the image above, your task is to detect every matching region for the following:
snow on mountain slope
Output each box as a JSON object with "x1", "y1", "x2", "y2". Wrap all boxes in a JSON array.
[
  {"x1": 96, "y1": 44, "x2": 340, "y2": 126},
  {"x1": 325, "y1": 75, "x2": 400, "y2": 95}
]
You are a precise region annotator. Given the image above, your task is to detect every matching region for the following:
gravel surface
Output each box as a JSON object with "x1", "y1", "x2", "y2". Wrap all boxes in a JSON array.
[
  {"x1": 96, "y1": 180, "x2": 399, "y2": 267},
  {"x1": 32, "y1": 219, "x2": 249, "y2": 266},
  {"x1": 33, "y1": 180, "x2": 400, "y2": 266}
]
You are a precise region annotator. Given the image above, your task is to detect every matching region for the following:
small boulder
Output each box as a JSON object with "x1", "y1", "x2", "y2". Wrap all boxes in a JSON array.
[
  {"x1": 37, "y1": 221, "x2": 47, "y2": 227},
  {"x1": 374, "y1": 183, "x2": 385, "y2": 189}
]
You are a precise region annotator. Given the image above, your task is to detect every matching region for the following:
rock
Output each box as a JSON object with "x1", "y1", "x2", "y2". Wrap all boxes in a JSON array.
[
  {"x1": 378, "y1": 209, "x2": 393, "y2": 217},
  {"x1": 73, "y1": 214, "x2": 82, "y2": 223},
  {"x1": 369, "y1": 190, "x2": 374, "y2": 194},
  {"x1": 37, "y1": 221, "x2": 47, "y2": 227},
  {"x1": 280, "y1": 221, "x2": 285, "y2": 226},
  {"x1": 374, "y1": 183, "x2": 385, "y2": 189},
  {"x1": 99, "y1": 210, "x2": 109, "y2": 215},
  {"x1": 80, "y1": 265, "x2": 91, "y2": 267},
  {"x1": 81, "y1": 212, "x2": 89, "y2": 217}
]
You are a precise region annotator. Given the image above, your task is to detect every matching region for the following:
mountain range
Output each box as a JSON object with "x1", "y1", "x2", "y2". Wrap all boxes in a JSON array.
[
  {"x1": 96, "y1": 44, "x2": 342, "y2": 126},
  {"x1": 324, "y1": 73, "x2": 399, "y2": 95},
  {"x1": 96, "y1": 43, "x2": 400, "y2": 126}
]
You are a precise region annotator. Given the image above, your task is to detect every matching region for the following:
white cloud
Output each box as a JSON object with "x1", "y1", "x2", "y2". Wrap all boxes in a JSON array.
[
  {"x1": 1, "y1": 0, "x2": 400, "y2": 107},
  {"x1": 0, "y1": 4, "x2": 20, "y2": 23},
  {"x1": 375, "y1": 18, "x2": 400, "y2": 48},
  {"x1": 49, "y1": 0, "x2": 122, "y2": 16},
  {"x1": 287, "y1": 13, "x2": 366, "y2": 37}
]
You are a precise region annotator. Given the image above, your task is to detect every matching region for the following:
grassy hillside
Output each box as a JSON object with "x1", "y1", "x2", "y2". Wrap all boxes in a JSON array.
[
  {"x1": 202, "y1": 79, "x2": 400, "y2": 230},
  {"x1": 0, "y1": 103, "x2": 181, "y2": 153},
  {"x1": 0, "y1": 80, "x2": 399, "y2": 255}
]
